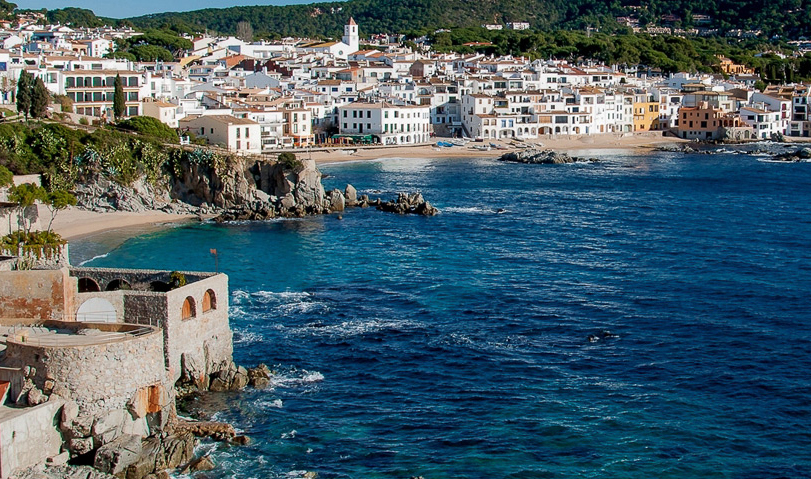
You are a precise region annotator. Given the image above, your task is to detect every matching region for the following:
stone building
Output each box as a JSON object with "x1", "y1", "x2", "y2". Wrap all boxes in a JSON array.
[{"x1": 0, "y1": 265, "x2": 234, "y2": 477}]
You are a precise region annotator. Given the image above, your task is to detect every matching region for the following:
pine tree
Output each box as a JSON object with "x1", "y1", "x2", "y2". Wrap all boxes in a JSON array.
[
  {"x1": 113, "y1": 74, "x2": 125, "y2": 120},
  {"x1": 30, "y1": 77, "x2": 50, "y2": 119},
  {"x1": 16, "y1": 70, "x2": 31, "y2": 120}
]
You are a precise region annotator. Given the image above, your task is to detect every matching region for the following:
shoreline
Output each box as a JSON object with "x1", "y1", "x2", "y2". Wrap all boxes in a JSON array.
[{"x1": 307, "y1": 132, "x2": 684, "y2": 164}]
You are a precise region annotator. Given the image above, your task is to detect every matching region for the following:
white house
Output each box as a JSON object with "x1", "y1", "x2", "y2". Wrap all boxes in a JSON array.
[
  {"x1": 740, "y1": 105, "x2": 783, "y2": 139},
  {"x1": 179, "y1": 115, "x2": 262, "y2": 155},
  {"x1": 337, "y1": 101, "x2": 431, "y2": 145}
]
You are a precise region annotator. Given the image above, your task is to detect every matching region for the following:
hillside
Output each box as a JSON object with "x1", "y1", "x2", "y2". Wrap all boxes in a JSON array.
[{"x1": 121, "y1": 0, "x2": 811, "y2": 39}]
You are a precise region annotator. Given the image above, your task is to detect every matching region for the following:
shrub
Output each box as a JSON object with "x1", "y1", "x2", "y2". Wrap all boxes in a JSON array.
[
  {"x1": 79, "y1": 117, "x2": 89, "y2": 125},
  {"x1": 169, "y1": 271, "x2": 187, "y2": 289},
  {"x1": 277, "y1": 152, "x2": 302, "y2": 171},
  {"x1": 118, "y1": 116, "x2": 178, "y2": 142}
]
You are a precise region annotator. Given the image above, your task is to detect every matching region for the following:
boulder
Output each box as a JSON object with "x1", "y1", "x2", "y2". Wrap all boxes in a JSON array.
[
  {"x1": 377, "y1": 192, "x2": 439, "y2": 216},
  {"x1": 182, "y1": 455, "x2": 216, "y2": 474},
  {"x1": 92, "y1": 409, "x2": 126, "y2": 446},
  {"x1": 328, "y1": 189, "x2": 346, "y2": 212},
  {"x1": 344, "y1": 184, "x2": 357, "y2": 205},
  {"x1": 69, "y1": 437, "x2": 94, "y2": 456},
  {"x1": 60, "y1": 400, "x2": 79, "y2": 428},
  {"x1": 94, "y1": 434, "x2": 143, "y2": 475}
]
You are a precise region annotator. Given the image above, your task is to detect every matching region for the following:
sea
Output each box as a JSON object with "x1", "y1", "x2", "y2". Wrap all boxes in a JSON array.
[{"x1": 73, "y1": 148, "x2": 811, "y2": 479}]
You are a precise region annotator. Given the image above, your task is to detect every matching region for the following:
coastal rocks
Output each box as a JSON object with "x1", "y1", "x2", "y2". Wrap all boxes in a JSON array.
[
  {"x1": 207, "y1": 361, "x2": 249, "y2": 392},
  {"x1": 769, "y1": 147, "x2": 811, "y2": 162},
  {"x1": 93, "y1": 434, "x2": 143, "y2": 475},
  {"x1": 119, "y1": 432, "x2": 196, "y2": 479},
  {"x1": 74, "y1": 176, "x2": 186, "y2": 214},
  {"x1": 499, "y1": 148, "x2": 598, "y2": 164},
  {"x1": 377, "y1": 192, "x2": 439, "y2": 216},
  {"x1": 345, "y1": 184, "x2": 357, "y2": 206},
  {"x1": 171, "y1": 420, "x2": 236, "y2": 441},
  {"x1": 10, "y1": 465, "x2": 118, "y2": 479},
  {"x1": 180, "y1": 455, "x2": 216, "y2": 474},
  {"x1": 247, "y1": 363, "x2": 272, "y2": 389},
  {"x1": 328, "y1": 189, "x2": 346, "y2": 212}
]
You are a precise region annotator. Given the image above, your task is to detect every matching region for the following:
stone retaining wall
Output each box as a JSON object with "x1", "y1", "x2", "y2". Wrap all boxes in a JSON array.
[{"x1": 3, "y1": 324, "x2": 168, "y2": 417}]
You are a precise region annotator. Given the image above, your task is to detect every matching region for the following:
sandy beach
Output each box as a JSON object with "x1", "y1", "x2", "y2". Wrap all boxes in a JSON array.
[
  {"x1": 52, "y1": 208, "x2": 196, "y2": 241},
  {"x1": 308, "y1": 132, "x2": 684, "y2": 163},
  {"x1": 54, "y1": 133, "x2": 680, "y2": 242}
]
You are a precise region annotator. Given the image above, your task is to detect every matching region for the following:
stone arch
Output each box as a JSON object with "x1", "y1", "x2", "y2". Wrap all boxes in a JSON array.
[
  {"x1": 203, "y1": 289, "x2": 217, "y2": 312},
  {"x1": 106, "y1": 279, "x2": 131, "y2": 291},
  {"x1": 76, "y1": 297, "x2": 117, "y2": 323},
  {"x1": 182, "y1": 296, "x2": 196, "y2": 320},
  {"x1": 149, "y1": 281, "x2": 171, "y2": 292},
  {"x1": 77, "y1": 277, "x2": 101, "y2": 293}
]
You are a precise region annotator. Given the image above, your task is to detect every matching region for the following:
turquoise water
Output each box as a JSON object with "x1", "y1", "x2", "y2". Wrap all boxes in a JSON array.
[{"x1": 80, "y1": 151, "x2": 811, "y2": 479}]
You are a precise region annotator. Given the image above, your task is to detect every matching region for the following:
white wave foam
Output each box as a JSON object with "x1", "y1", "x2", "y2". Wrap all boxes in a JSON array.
[
  {"x1": 253, "y1": 398, "x2": 284, "y2": 409},
  {"x1": 268, "y1": 368, "x2": 325, "y2": 389},
  {"x1": 77, "y1": 252, "x2": 109, "y2": 266},
  {"x1": 281, "y1": 429, "x2": 297, "y2": 439},
  {"x1": 232, "y1": 329, "x2": 263, "y2": 345},
  {"x1": 284, "y1": 318, "x2": 420, "y2": 339},
  {"x1": 443, "y1": 206, "x2": 509, "y2": 215}
]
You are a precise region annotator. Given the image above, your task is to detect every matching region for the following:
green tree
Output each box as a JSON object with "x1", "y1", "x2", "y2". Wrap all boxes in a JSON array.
[
  {"x1": 29, "y1": 77, "x2": 50, "y2": 119},
  {"x1": 277, "y1": 152, "x2": 301, "y2": 170},
  {"x1": 0, "y1": 165, "x2": 12, "y2": 187},
  {"x1": 8, "y1": 183, "x2": 45, "y2": 234},
  {"x1": 118, "y1": 116, "x2": 178, "y2": 141},
  {"x1": 44, "y1": 189, "x2": 77, "y2": 233},
  {"x1": 16, "y1": 70, "x2": 32, "y2": 121},
  {"x1": 113, "y1": 74, "x2": 125, "y2": 120}
]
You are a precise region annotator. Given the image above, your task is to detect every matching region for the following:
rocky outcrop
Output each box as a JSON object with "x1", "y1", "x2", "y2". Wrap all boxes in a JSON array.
[
  {"x1": 499, "y1": 148, "x2": 598, "y2": 164},
  {"x1": 377, "y1": 192, "x2": 439, "y2": 216},
  {"x1": 11, "y1": 465, "x2": 118, "y2": 479},
  {"x1": 769, "y1": 147, "x2": 811, "y2": 162},
  {"x1": 171, "y1": 420, "x2": 236, "y2": 441},
  {"x1": 74, "y1": 175, "x2": 195, "y2": 215}
]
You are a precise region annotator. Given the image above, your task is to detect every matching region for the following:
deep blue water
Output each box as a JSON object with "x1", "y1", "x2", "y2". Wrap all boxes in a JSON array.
[{"x1": 80, "y1": 151, "x2": 811, "y2": 479}]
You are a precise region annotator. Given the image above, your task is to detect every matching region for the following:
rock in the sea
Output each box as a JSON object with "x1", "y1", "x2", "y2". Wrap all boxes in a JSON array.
[
  {"x1": 172, "y1": 420, "x2": 236, "y2": 441},
  {"x1": 182, "y1": 455, "x2": 216, "y2": 473},
  {"x1": 499, "y1": 148, "x2": 597, "y2": 164},
  {"x1": 377, "y1": 192, "x2": 439, "y2": 216},
  {"x1": 328, "y1": 189, "x2": 346, "y2": 212},
  {"x1": 344, "y1": 184, "x2": 357, "y2": 206}
]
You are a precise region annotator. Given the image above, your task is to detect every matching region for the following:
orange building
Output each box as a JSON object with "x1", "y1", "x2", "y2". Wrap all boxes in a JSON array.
[{"x1": 633, "y1": 94, "x2": 660, "y2": 131}]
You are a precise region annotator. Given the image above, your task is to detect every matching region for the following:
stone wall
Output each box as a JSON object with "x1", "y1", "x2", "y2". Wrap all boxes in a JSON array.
[
  {"x1": 2, "y1": 325, "x2": 168, "y2": 417},
  {"x1": 164, "y1": 274, "x2": 232, "y2": 385},
  {"x1": 0, "y1": 268, "x2": 75, "y2": 321},
  {"x1": 0, "y1": 399, "x2": 64, "y2": 479},
  {"x1": 74, "y1": 291, "x2": 126, "y2": 323},
  {"x1": 69, "y1": 267, "x2": 217, "y2": 292}
]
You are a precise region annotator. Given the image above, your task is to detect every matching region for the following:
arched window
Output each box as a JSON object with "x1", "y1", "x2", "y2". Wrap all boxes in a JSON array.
[
  {"x1": 202, "y1": 289, "x2": 216, "y2": 312},
  {"x1": 106, "y1": 279, "x2": 132, "y2": 291},
  {"x1": 77, "y1": 277, "x2": 101, "y2": 293},
  {"x1": 182, "y1": 297, "x2": 196, "y2": 320}
]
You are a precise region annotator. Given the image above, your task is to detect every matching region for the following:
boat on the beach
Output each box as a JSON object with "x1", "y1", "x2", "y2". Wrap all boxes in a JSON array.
[
  {"x1": 471, "y1": 145, "x2": 491, "y2": 151},
  {"x1": 450, "y1": 138, "x2": 469, "y2": 146},
  {"x1": 436, "y1": 141, "x2": 455, "y2": 147}
]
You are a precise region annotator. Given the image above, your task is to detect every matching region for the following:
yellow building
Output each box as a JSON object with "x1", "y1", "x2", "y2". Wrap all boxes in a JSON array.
[
  {"x1": 633, "y1": 95, "x2": 660, "y2": 131},
  {"x1": 717, "y1": 56, "x2": 754, "y2": 75}
]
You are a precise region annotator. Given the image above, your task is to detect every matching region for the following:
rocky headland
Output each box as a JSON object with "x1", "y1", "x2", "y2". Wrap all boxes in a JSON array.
[
  {"x1": 73, "y1": 154, "x2": 439, "y2": 221},
  {"x1": 498, "y1": 148, "x2": 599, "y2": 164}
]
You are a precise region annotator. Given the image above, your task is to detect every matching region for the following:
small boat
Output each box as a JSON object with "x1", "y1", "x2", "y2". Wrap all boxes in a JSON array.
[
  {"x1": 436, "y1": 141, "x2": 454, "y2": 147},
  {"x1": 450, "y1": 138, "x2": 469, "y2": 146},
  {"x1": 471, "y1": 145, "x2": 491, "y2": 151}
]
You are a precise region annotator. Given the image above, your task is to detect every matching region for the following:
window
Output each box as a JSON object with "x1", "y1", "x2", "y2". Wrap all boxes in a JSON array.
[
  {"x1": 211, "y1": 128, "x2": 214, "y2": 134},
  {"x1": 237, "y1": 141, "x2": 241, "y2": 149},
  {"x1": 182, "y1": 297, "x2": 196, "y2": 320},
  {"x1": 203, "y1": 290, "x2": 216, "y2": 312},
  {"x1": 245, "y1": 128, "x2": 249, "y2": 138},
  {"x1": 127, "y1": 77, "x2": 138, "y2": 87},
  {"x1": 367, "y1": 111, "x2": 371, "y2": 118},
  {"x1": 343, "y1": 110, "x2": 347, "y2": 117}
]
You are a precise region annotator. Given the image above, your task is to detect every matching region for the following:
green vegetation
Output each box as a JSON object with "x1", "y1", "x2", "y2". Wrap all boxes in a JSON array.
[
  {"x1": 46, "y1": 7, "x2": 105, "y2": 27},
  {"x1": 106, "y1": 29, "x2": 193, "y2": 62},
  {"x1": 113, "y1": 74, "x2": 125, "y2": 120},
  {"x1": 16, "y1": 71, "x2": 31, "y2": 121},
  {"x1": 8, "y1": 183, "x2": 45, "y2": 234},
  {"x1": 1, "y1": 230, "x2": 66, "y2": 249},
  {"x1": 277, "y1": 152, "x2": 302, "y2": 171},
  {"x1": 124, "y1": 0, "x2": 811, "y2": 40},
  {"x1": 0, "y1": 0, "x2": 15, "y2": 20},
  {"x1": 0, "y1": 165, "x2": 11, "y2": 187},
  {"x1": 0, "y1": 121, "x2": 232, "y2": 194},
  {"x1": 117, "y1": 116, "x2": 178, "y2": 142},
  {"x1": 169, "y1": 271, "x2": 187, "y2": 289},
  {"x1": 43, "y1": 189, "x2": 77, "y2": 233}
]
